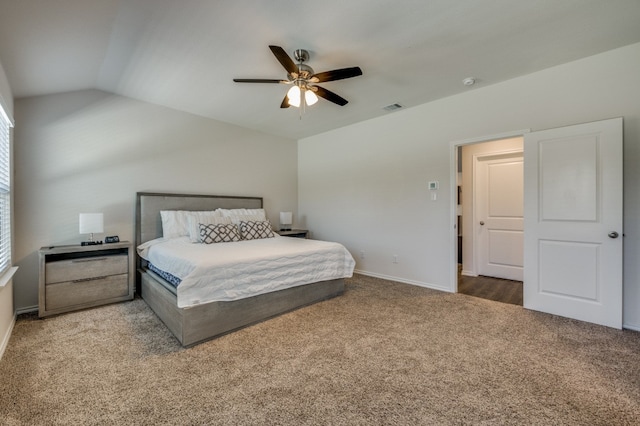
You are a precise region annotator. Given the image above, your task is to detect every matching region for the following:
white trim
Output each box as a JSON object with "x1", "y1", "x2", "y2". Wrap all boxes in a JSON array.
[
  {"x1": 0, "y1": 93, "x2": 13, "y2": 127},
  {"x1": 0, "y1": 266, "x2": 17, "y2": 289},
  {"x1": 449, "y1": 144, "x2": 459, "y2": 292},
  {"x1": 354, "y1": 269, "x2": 453, "y2": 293},
  {"x1": 449, "y1": 129, "x2": 530, "y2": 147},
  {"x1": 0, "y1": 311, "x2": 15, "y2": 361},
  {"x1": 15, "y1": 306, "x2": 38, "y2": 315},
  {"x1": 623, "y1": 323, "x2": 640, "y2": 332},
  {"x1": 449, "y1": 129, "x2": 530, "y2": 294}
]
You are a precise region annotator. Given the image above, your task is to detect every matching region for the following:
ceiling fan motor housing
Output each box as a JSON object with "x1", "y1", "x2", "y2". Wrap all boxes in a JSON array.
[{"x1": 293, "y1": 49, "x2": 310, "y2": 63}]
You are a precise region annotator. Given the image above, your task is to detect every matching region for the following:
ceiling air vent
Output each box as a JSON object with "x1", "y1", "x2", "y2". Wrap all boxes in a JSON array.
[{"x1": 383, "y1": 103, "x2": 403, "y2": 111}]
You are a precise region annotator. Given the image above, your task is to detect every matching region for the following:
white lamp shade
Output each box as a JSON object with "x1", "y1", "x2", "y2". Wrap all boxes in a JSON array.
[
  {"x1": 79, "y1": 213, "x2": 104, "y2": 234},
  {"x1": 287, "y1": 86, "x2": 301, "y2": 107},
  {"x1": 279, "y1": 212, "x2": 293, "y2": 226},
  {"x1": 305, "y1": 90, "x2": 318, "y2": 106}
]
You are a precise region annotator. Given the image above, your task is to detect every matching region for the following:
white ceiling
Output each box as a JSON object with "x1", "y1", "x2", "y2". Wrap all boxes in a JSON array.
[{"x1": 1, "y1": 0, "x2": 640, "y2": 140}]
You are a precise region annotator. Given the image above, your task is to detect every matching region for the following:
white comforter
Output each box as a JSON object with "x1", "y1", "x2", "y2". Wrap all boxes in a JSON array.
[{"x1": 137, "y1": 235, "x2": 355, "y2": 308}]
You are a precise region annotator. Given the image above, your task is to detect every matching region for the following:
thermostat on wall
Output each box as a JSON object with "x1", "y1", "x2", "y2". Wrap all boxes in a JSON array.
[{"x1": 428, "y1": 181, "x2": 439, "y2": 190}]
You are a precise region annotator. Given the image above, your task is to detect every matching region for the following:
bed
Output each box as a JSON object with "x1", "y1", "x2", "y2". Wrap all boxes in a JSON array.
[{"x1": 135, "y1": 192, "x2": 354, "y2": 347}]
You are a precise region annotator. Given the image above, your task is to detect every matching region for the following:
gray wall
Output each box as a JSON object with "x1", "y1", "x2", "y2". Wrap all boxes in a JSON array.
[
  {"x1": 298, "y1": 42, "x2": 640, "y2": 330},
  {"x1": 13, "y1": 90, "x2": 298, "y2": 310}
]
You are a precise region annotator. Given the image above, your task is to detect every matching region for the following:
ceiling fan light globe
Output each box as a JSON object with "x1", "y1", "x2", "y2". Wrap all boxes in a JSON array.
[
  {"x1": 287, "y1": 85, "x2": 301, "y2": 107},
  {"x1": 305, "y1": 90, "x2": 318, "y2": 106},
  {"x1": 289, "y1": 97, "x2": 301, "y2": 108}
]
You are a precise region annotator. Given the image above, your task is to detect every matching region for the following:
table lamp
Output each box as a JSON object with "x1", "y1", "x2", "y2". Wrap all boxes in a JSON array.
[
  {"x1": 279, "y1": 212, "x2": 293, "y2": 231},
  {"x1": 79, "y1": 213, "x2": 104, "y2": 245}
]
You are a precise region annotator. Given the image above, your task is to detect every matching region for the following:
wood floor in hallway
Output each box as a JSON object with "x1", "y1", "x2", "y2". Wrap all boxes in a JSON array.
[{"x1": 458, "y1": 272, "x2": 523, "y2": 306}]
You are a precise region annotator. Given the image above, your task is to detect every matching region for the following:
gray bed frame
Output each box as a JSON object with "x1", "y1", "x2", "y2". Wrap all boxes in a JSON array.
[{"x1": 135, "y1": 192, "x2": 344, "y2": 347}]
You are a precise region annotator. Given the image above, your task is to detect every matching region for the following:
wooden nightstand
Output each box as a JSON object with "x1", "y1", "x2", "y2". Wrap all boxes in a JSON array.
[
  {"x1": 38, "y1": 242, "x2": 134, "y2": 318},
  {"x1": 276, "y1": 229, "x2": 309, "y2": 239}
]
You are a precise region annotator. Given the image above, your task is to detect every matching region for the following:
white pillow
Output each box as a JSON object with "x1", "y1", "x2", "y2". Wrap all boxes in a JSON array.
[
  {"x1": 160, "y1": 210, "x2": 222, "y2": 239},
  {"x1": 219, "y1": 208, "x2": 266, "y2": 221},
  {"x1": 228, "y1": 214, "x2": 265, "y2": 225},
  {"x1": 187, "y1": 213, "x2": 232, "y2": 243},
  {"x1": 160, "y1": 210, "x2": 190, "y2": 239}
]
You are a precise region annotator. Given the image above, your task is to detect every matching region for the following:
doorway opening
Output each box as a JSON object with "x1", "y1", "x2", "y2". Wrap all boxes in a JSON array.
[
  {"x1": 453, "y1": 134, "x2": 524, "y2": 305},
  {"x1": 450, "y1": 119, "x2": 622, "y2": 327}
]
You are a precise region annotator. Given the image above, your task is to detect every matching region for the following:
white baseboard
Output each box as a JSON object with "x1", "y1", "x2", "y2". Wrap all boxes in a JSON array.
[
  {"x1": 0, "y1": 312, "x2": 16, "y2": 361},
  {"x1": 353, "y1": 269, "x2": 452, "y2": 293},
  {"x1": 461, "y1": 270, "x2": 478, "y2": 277},
  {"x1": 623, "y1": 323, "x2": 640, "y2": 332},
  {"x1": 15, "y1": 305, "x2": 38, "y2": 315}
]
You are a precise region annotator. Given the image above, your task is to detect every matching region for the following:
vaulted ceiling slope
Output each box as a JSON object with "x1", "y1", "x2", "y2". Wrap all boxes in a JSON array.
[{"x1": 1, "y1": 0, "x2": 640, "y2": 140}]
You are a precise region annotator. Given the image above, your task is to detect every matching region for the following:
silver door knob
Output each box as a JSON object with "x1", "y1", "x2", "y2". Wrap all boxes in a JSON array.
[
  {"x1": 608, "y1": 231, "x2": 619, "y2": 239},
  {"x1": 479, "y1": 221, "x2": 485, "y2": 226}
]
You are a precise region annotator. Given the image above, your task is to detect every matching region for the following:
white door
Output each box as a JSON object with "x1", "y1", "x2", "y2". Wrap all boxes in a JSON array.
[
  {"x1": 523, "y1": 118, "x2": 623, "y2": 329},
  {"x1": 476, "y1": 152, "x2": 524, "y2": 281}
]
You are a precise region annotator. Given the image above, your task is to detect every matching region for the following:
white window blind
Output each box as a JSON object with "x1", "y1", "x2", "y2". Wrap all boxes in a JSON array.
[{"x1": 0, "y1": 105, "x2": 11, "y2": 275}]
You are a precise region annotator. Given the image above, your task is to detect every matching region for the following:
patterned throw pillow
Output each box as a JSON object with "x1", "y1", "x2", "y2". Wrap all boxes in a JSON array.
[
  {"x1": 240, "y1": 220, "x2": 275, "y2": 240},
  {"x1": 199, "y1": 223, "x2": 241, "y2": 244},
  {"x1": 188, "y1": 214, "x2": 231, "y2": 243}
]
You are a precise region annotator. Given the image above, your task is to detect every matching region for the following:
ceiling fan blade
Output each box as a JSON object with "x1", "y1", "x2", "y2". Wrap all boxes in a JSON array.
[
  {"x1": 313, "y1": 86, "x2": 348, "y2": 106},
  {"x1": 233, "y1": 79, "x2": 286, "y2": 83},
  {"x1": 280, "y1": 95, "x2": 290, "y2": 108},
  {"x1": 311, "y1": 67, "x2": 362, "y2": 83},
  {"x1": 269, "y1": 45, "x2": 298, "y2": 75}
]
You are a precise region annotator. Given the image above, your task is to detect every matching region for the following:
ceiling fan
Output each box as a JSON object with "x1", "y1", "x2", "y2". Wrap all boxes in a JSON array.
[{"x1": 233, "y1": 45, "x2": 362, "y2": 109}]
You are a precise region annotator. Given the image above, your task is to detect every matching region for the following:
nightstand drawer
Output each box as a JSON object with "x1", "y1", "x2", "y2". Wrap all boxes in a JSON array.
[
  {"x1": 45, "y1": 254, "x2": 128, "y2": 284},
  {"x1": 39, "y1": 242, "x2": 134, "y2": 318},
  {"x1": 45, "y1": 274, "x2": 129, "y2": 311}
]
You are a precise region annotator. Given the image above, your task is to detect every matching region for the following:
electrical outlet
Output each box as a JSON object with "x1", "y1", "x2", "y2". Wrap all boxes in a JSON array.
[
  {"x1": 360, "y1": 250, "x2": 365, "y2": 259},
  {"x1": 393, "y1": 255, "x2": 399, "y2": 264}
]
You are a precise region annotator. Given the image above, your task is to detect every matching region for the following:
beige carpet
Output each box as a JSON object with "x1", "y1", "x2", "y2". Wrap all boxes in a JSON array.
[{"x1": 1, "y1": 274, "x2": 639, "y2": 425}]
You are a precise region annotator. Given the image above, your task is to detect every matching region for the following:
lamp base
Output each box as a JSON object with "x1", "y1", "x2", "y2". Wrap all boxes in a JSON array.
[{"x1": 81, "y1": 241, "x2": 103, "y2": 246}]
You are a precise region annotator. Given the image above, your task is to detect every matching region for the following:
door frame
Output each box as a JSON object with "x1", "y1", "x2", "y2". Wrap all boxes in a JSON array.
[{"x1": 449, "y1": 129, "x2": 530, "y2": 292}]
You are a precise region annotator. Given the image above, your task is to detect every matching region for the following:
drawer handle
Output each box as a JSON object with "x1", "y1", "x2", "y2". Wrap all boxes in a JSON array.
[
  {"x1": 71, "y1": 257, "x2": 108, "y2": 263},
  {"x1": 72, "y1": 276, "x2": 108, "y2": 283}
]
